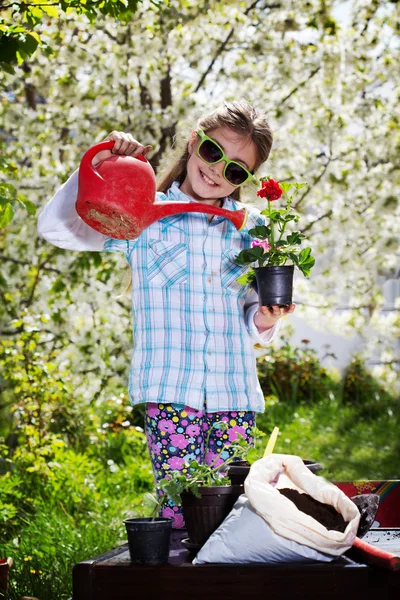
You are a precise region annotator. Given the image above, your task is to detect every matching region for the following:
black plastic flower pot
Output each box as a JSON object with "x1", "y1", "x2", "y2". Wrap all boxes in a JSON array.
[
  {"x1": 252, "y1": 265, "x2": 294, "y2": 307},
  {"x1": 302, "y1": 459, "x2": 324, "y2": 473},
  {"x1": 227, "y1": 459, "x2": 324, "y2": 486},
  {"x1": 181, "y1": 484, "x2": 244, "y2": 546},
  {"x1": 123, "y1": 518, "x2": 173, "y2": 565},
  {"x1": 226, "y1": 461, "x2": 251, "y2": 485}
]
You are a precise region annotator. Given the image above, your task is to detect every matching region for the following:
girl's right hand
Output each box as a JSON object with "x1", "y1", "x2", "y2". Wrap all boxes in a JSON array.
[{"x1": 92, "y1": 131, "x2": 153, "y2": 166}]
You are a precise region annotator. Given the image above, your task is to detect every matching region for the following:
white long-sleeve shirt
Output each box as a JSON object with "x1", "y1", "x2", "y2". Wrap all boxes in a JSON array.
[{"x1": 38, "y1": 171, "x2": 279, "y2": 412}]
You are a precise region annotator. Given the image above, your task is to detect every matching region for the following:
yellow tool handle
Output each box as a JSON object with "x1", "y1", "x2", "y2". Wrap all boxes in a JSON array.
[{"x1": 264, "y1": 427, "x2": 279, "y2": 457}]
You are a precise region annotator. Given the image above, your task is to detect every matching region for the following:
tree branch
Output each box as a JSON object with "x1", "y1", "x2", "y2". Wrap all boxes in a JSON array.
[
  {"x1": 279, "y1": 66, "x2": 321, "y2": 106},
  {"x1": 302, "y1": 209, "x2": 333, "y2": 233},
  {"x1": 0, "y1": 253, "x2": 61, "y2": 274},
  {"x1": 194, "y1": 1, "x2": 280, "y2": 93}
]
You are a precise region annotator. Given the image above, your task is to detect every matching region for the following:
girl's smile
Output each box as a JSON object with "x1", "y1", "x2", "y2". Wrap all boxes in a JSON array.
[
  {"x1": 180, "y1": 126, "x2": 258, "y2": 204},
  {"x1": 199, "y1": 168, "x2": 219, "y2": 188}
]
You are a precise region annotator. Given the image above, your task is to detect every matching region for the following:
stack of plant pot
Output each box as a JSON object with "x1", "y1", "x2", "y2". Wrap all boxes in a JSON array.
[{"x1": 181, "y1": 483, "x2": 245, "y2": 550}]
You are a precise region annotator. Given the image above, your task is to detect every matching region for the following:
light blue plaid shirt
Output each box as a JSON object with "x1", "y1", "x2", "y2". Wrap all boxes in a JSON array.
[{"x1": 104, "y1": 181, "x2": 277, "y2": 413}]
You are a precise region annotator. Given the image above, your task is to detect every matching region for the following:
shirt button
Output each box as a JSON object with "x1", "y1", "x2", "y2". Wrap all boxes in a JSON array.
[
  {"x1": 202, "y1": 263, "x2": 207, "y2": 269},
  {"x1": 207, "y1": 277, "x2": 212, "y2": 282},
  {"x1": 203, "y1": 295, "x2": 207, "y2": 301}
]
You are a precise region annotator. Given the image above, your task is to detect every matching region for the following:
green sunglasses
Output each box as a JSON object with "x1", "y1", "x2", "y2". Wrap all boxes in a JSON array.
[{"x1": 196, "y1": 130, "x2": 258, "y2": 187}]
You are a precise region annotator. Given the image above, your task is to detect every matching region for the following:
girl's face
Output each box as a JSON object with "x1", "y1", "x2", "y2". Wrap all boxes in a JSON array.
[{"x1": 180, "y1": 126, "x2": 258, "y2": 203}]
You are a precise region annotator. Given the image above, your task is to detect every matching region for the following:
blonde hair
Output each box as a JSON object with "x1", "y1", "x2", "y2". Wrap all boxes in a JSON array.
[{"x1": 158, "y1": 99, "x2": 273, "y2": 201}]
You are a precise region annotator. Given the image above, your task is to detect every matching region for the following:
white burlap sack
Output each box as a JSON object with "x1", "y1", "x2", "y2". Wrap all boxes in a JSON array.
[{"x1": 244, "y1": 454, "x2": 360, "y2": 556}]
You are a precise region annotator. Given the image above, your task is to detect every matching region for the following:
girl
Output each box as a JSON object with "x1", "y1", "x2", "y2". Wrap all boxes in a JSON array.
[{"x1": 37, "y1": 99, "x2": 295, "y2": 528}]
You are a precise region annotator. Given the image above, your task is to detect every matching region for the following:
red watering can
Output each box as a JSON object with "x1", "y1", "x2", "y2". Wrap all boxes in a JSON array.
[{"x1": 76, "y1": 141, "x2": 248, "y2": 240}]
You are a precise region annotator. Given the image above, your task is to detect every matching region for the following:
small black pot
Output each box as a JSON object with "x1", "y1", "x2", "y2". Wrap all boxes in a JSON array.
[
  {"x1": 181, "y1": 485, "x2": 244, "y2": 546},
  {"x1": 302, "y1": 459, "x2": 324, "y2": 474},
  {"x1": 252, "y1": 265, "x2": 294, "y2": 307},
  {"x1": 123, "y1": 518, "x2": 172, "y2": 565},
  {"x1": 226, "y1": 461, "x2": 251, "y2": 485}
]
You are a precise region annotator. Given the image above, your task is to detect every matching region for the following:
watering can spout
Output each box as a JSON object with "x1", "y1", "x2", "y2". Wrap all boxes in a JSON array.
[{"x1": 76, "y1": 141, "x2": 248, "y2": 240}]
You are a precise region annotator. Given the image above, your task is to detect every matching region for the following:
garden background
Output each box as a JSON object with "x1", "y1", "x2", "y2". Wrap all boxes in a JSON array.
[{"x1": 0, "y1": 1, "x2": 399, "y2": 598}]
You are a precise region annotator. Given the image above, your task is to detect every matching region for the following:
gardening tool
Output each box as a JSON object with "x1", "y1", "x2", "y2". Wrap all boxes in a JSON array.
[
  {"x1": 263, "y1": 427, "x2": 279, "y2": 457},
  {"x1": 351, "y1": 494, "x2": 380, "y2": 539},
  {"x1": 345, "y1": 493, "x2": 400, "y2": 571},
  {"x1": 346, "y1": 536, "x2": 400, "y2": 571},
  {"x1": 76, "y1": 141, "x2": 248, "y2": 240}
]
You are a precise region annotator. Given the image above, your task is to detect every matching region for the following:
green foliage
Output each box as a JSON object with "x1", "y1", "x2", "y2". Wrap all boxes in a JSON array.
[
  {"x1": 254, "y1": 343, "x2": 400, "y2": 481},
  {"x1": 235, "y1": 179, "x2": 315, "y2": 278},
  {"x1": 0, "y1": 0, "x2": 149, "y2": 71},
  {"x1": 341, "y1": 356, "x2": 398, "y2": 418},
  {"x1": 0, "y1": 322, "x2": 153, "y2": 598},
  {"x1": 257, "y1": 340, "x2": 339, "y2": 408},
  {"x1": 0, "y1": 154, "x2": 36, "y2": 227},
  {"x1": 159, "y1": 423, "x2": 248, "y2": 505}
]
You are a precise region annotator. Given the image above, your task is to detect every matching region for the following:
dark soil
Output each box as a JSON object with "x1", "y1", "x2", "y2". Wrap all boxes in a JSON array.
[{"x1": 279, "y1": 488, "x2": 349, "y2": 533}]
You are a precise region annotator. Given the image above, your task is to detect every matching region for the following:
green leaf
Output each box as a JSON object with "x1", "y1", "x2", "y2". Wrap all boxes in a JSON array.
[
  {"x1": 286, "y1": 232, "x2": 305, "y2": 245},
  {"x1": 17, "y1": 197, "x2": 37, "y2": 215},
  {"x1": 299, "y1": 247, "x2": 311, "y2": 262},
  {"x1": 0, "y1": 61, "x2": 15, "y2": 74},
  {"x1": 0, "y1": 203, "x2": 15, "y2": 227},
  {"x1": 248, "y1": 225, "x2": 270, "y2": 238},
  {"x1": 279, "y1": 182, "x2": 293, "y2": 193},
  {"x1": 236, "y1": 269, "x2": 255, "y2": 285},
  {"x1": 287, "y1": 252, "x2": 299, "y2": 266},
  {"x1": 250, "y1": 246, "x2": 265, "y2": 259}
]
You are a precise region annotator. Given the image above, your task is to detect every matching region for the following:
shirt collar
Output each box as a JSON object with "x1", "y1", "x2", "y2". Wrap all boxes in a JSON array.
[
  {"x1": 167, "y1": 180, "x2": 230, "y2": 208},
  {"x1": 160, "y1": 181, "x2": 238, "y2": 228}
]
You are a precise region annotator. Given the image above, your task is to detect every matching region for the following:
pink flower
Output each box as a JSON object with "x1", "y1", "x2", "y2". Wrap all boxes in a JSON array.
[
  {"x1": 185, "y1": 406, "x2": 203, "y2": 418},
  {"x1": 162, "y1": 507, "x2": 175, "y2": 519},
  {"x1": 147, "y1": 404, "x2": 160, "y2": 418},
  {"x1": 157, "y1": 419, "x2": 176, "y2": 433},
  {"x1": 150, "y1": 442, "x2": 161, "y2": 455},
  {"x1": 170, "y1": 434, "x2": 190, "y2": 449},
  {"x1": 172, "y1": 513, "x2": 185, "y2": 529},
  {"x1": 168, "y1": 456, "x2": 185, "y2": 470},
  {"x1": 186, "y1": 423, "x2": 200, "y2": 437},
  {"x1": 251, "y1": 239, "x2": 271, "y2": 252},
  {"x1": 228, "y1": 425, "x2": 246, "y2": 442},
  {"x1": 205, "y1": 451, "x2": 224, "y2": 467}
]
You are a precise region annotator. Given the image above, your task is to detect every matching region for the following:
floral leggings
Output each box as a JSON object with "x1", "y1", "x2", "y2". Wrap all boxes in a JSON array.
[{"x1": 144, "y1": 402, "x2": 255, "y2": 529}]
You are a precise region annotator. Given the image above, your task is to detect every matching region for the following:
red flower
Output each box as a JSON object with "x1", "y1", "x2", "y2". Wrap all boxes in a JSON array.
[{"x1": 256, "y1": 179, "x2": 283, "y2": 201}]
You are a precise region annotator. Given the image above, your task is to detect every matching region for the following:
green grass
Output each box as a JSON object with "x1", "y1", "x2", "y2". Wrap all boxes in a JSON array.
[
  {"x1": 0, "y1": 447, "x2": 154, "y2": 600},
  {"x1": 255, "y1": 394, "x2": 400, "y2": 481}
]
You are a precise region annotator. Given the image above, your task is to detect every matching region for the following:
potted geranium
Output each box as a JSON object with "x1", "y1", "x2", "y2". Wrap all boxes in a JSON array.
[
  {"x1": 235, "y1": 177, "x2": 315, "y2": 306},
  {"x1": 159, "y1": 422, "x2": 248, "y2": 549}
]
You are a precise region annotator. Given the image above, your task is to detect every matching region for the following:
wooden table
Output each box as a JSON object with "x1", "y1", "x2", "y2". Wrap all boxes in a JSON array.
[{"x1": 73, "y1": 528, "x2": 400, "y2": 600}]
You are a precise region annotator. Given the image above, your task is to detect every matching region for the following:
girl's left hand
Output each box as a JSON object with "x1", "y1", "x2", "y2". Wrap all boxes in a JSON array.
[{"x1": 254, "y1": 304, "x2": 296, "y2": 332}]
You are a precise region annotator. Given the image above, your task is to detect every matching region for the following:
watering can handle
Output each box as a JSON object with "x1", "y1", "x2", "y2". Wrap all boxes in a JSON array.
[{"x1": 79, "y1": 140, "x2": 148, "y2": 182}]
